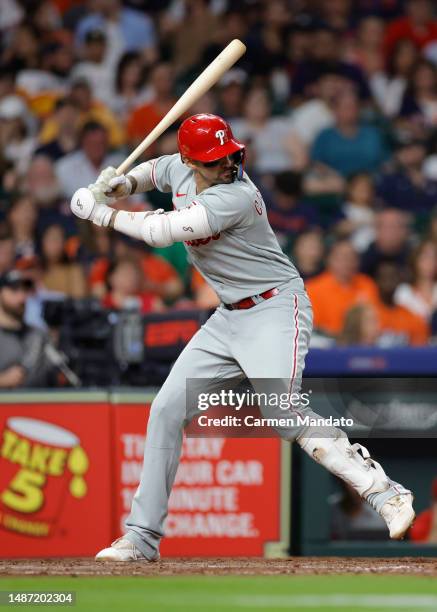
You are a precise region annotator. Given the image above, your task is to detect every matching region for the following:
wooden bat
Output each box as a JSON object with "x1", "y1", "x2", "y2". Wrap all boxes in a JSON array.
[{"x1": 116, "y1": 39, "x2": 246, "y2": 176}]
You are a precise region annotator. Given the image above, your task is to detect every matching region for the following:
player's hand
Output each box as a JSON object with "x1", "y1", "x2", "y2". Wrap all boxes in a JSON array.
[
  {"x1": 70, "y1": 186, "x2": 114, "y2": 227},
  {"x1": 106, "y1": 174, "x2": 133, "y2": 198},
  {"x1": 95, "y1": 166, "x2": 117, "y2": 195}
]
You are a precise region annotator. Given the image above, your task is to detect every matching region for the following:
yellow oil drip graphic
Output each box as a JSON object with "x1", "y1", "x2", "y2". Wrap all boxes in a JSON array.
[{"x1": 67, "y1": 446, "x2": 89, "y2": 498}]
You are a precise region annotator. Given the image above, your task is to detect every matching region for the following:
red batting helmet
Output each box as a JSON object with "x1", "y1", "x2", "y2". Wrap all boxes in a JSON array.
[{"x1": 177, "y1": 114, "x2": 245, "y2": 162}]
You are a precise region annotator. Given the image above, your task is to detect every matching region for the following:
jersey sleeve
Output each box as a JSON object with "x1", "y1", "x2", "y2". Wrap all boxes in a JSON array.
[
  {"x1": 194, "y1": 184, "x2": 255, "y2": 234},
  {"x1": 150, "y1": 154, "x2": 180, "y2": 193}
]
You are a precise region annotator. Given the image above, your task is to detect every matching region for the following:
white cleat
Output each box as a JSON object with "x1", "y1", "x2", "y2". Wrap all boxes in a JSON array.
[
  {"x1": 95, "y1": 537, "x2": 158, "y2": 562},
  {"x1": 380, "y1": 493, "x2": 415, "y2": 540}
]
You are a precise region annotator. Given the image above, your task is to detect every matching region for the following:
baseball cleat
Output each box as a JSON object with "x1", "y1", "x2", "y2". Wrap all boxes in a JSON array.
[
  {"x1": 95, "y1": 537, "x2": 159, "y2": 562},
  {"x1": 379, "y1": 493, "x2": 415, "y2": 539}
]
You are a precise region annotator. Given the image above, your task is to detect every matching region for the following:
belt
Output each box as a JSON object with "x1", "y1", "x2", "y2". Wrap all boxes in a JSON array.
[{"x1": 224, "y1": 287, "x2": 279, "y2": 310}]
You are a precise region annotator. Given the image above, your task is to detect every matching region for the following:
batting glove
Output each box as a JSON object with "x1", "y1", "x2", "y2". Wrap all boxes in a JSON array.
[
  {"x1": 95, "y1": 166, "x2": 132, "y2": 199},
  {"x1": 70, "y1": 186, "x2": 114, "y2": 228},
  {"x1": 106, "y1": 174, "x2": 133, "y2": 198}
]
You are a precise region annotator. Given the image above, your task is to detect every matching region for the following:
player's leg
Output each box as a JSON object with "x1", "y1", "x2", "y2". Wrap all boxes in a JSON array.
[
  {"x1": 96, "y1": 308, "x2": 242, "y2": 561},
  {"x1": 233, "y1": 287, "x2": 414, "y2": 539}
]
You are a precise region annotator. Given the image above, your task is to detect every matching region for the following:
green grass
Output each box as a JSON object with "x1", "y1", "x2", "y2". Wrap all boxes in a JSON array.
[{"x1": 1, "y1": 575, "x2": 436, "y2": 611}]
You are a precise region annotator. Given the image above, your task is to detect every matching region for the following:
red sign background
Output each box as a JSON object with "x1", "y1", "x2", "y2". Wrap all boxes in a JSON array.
[
  {"x1": 113, "y1": 403, "x2": 282, "y2": 556},
  {"x1": 0, "y1": 403, "x2": 112, "y2": 557}
]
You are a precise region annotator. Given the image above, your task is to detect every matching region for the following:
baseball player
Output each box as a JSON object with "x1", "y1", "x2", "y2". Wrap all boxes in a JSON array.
[{"x1": 70, "y1": 114, "x2": 415, "y2": 561}]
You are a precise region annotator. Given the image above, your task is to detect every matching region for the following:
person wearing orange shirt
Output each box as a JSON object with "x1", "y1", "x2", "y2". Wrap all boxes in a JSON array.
[
  {"x1": 126, "y1": 63, "x2": 176, "y2": 152},
  {"x1": 305, "y1": 240, "x2": 379, "y2": 337},
  {"x1": 374, "y1": 260, "x2": 429, "y2": 346},
  {"x1": 89, "y1": 234, "x2": 183, "y2": 304}
]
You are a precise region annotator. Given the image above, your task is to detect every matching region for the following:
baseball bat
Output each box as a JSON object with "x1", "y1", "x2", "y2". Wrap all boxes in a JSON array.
[{"x1": 116, "y1": 39, "x2": 246, "y2": 176}]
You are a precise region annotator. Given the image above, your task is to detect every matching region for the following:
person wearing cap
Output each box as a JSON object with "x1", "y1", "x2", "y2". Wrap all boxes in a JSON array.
[{"x1": 0, "y1": 270, "x2": 54, "y2": 388}]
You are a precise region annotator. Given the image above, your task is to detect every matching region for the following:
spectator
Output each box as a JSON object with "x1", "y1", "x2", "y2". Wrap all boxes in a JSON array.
[
  {"x1": 17, "y1": 41, "x2": 73, "y2": 110},
  {"x1": 267, "y1": 171, "x2": 320, "y2": 248},
  {"x1": 338, "y1": 303, "x2": 380, "y2": 346},
  {"x1": 0, "y1": 269, "x2": 54, "y2": 387},
  {"x1": 75, "y1": 0, "x2": 156, "y2": 69},
  {"x1": 399, "y1": 59, "x2": 437, "y2": 128},
  {"x1": 109, "y1": 51, "x2": 149, "y2": 120},
  {"x1": 374, "y1": 260, "x2": 429, "y2": 345},
  {"x1": 70, "y1": 29, "x2": 113, "y2": 103},
  {"x1": 370, "y1": 38, "x2": 418, "y2": 118},
  {"x1": 230, "y1": 87, "x2": 304, "y2": 175},
  {"x1": 36, "y1": 97, "x2": 80, "y2": 161},
  {"x1": 126, "y1": 63, "x2": 176, "y2": 150},
  {"x1": 166, "y1": 0, "x2": 221, "y2": 78},
  {"x1": 102, "y1": 256, "x2": 162, "y2": 313},
  {"x1": 23, "y1": 155, "x2": 75, "y2": 236},
  {"x1": 89, "y1": 234, "x2": 183, "y2": 303},
  {"x1": 376, "y1": 138, "x2": 437, "y2": 215},
  {"x1": 305, "y1": 239, "x2": 379, "y2": 337},
  {"x1": 360, "y1": 209, "x2": 411, "y2": 277},
  {"x1": 311, "y1": 90, "x2": 389, "y2": 178},
  {"x1": 39, "y1": 223, "x2": 87, "y2": 298},
  {"x1": 292, "y1": 229, "x2": 325, "y2": 281},
  {"x1": 317, "y1": 0, "x2": 354, "y2": 33},
  {"x1": 0, "y1": 227, "x2": 15, "y2": 276},
  {"x1": 395, "y1": 240, "x2": 437, "y2": 321},
  {"x1": 7, "y1": 194, "x2": 38, "y2": 261},
  {"x1": 335, "y1": 173, "x2": 376, "y2": 253},
  {"x1": 291, "y1": 26, "x2": 371, "y2": 101},
  {"x1": 68, "y1": 78, "x2": 124, "y2": 147},
  {"x1": 383, "y1": 0, "x2": 437, "y2": 58},
  {"x1": 216, "y1": 69, "x2": 247, "y2": 121},
  {"x1": 55, "y1": 121, "x2": 123, "y2": 198},
  {"x1": 0, "y1": 95, "x2": 36, "y2": 175},
  {"x1": 289, "y1": 69, "x2": 345, "y2": 149},
  {"x1": 345, "y1": 16, "x2": 385, "y2": 79}
]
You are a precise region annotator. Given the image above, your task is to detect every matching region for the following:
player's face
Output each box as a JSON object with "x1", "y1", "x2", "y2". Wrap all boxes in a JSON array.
[{"x1": 189, "y1": 151, "x2": 243, "y2": 186}]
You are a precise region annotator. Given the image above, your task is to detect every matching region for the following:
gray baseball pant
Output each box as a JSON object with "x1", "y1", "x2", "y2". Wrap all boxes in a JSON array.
[{"x1": 124, "y1": 282, "x2": 326, "y2": 559}]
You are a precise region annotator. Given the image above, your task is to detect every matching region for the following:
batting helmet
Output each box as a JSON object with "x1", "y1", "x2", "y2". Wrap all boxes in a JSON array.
[{"x1": 177, "y1": 114, "x2": 245, "y2": 162}]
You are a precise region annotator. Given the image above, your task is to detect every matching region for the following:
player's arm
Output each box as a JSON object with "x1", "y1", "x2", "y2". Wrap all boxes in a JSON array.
[{"x1": 71, "y1": 191, "x2": 213, "y2": 248}]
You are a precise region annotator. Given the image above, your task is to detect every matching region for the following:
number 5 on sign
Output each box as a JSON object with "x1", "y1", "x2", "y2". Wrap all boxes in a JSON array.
[{"x1": 1, "y1": 469, "x2": 46, "y2": 513}]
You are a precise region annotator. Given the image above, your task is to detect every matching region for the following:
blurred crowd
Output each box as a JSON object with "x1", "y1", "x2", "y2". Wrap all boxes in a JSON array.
[{"x1": 1, "y1": 0, "x2": 437, "y2": 367}]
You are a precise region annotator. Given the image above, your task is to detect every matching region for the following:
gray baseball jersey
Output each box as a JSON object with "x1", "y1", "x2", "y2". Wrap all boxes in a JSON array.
[{"x1": 150, "y1": 154, "x2": 305, "y2": 303}]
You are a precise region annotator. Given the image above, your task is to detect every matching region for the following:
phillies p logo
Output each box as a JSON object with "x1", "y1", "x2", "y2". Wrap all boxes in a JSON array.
[{"x1": 215, "y1": 130, "x2": 226, "y2": 146}]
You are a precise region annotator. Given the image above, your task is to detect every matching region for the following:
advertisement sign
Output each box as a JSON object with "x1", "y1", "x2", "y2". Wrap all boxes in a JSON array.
[
  {"x1": 112, "y1": 399, "x2": 289, "y2": 556},
  {"x1": 0, "y1": 396, "x2": 112, "y2": 557}
]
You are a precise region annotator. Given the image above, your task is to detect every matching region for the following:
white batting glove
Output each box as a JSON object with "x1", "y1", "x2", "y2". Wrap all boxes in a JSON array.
[
  {"x1": 106, "y1": 174, "x2": 133, "y2": 198},
  {"x1": 70, "y1": 187, "x2": 114, "y2": 227},
  {"x1": 95, "y1": 166, "x2": 117, "y2": 192},
  {"x1": 95, "y1": 166, "x2": 132, "y2": 199}
]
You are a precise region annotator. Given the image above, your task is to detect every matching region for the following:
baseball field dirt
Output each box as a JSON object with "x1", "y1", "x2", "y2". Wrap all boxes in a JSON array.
[
  {"x1": 1, "y1": 556, "x2": 436, "y2": 576},
  {"x1": 2, "y1": 561, "x2": 437, "y2": 612}
]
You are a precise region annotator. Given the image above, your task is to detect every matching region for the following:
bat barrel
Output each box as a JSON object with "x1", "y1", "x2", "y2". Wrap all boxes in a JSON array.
[{"x1": 116, "y1": 39, "x2": 247, "y2": 176}]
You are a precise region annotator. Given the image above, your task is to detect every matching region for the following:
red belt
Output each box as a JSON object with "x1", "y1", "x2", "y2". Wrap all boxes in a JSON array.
[{"x1": 224, "y1": 287, "x2": 279, "y2": 310}]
